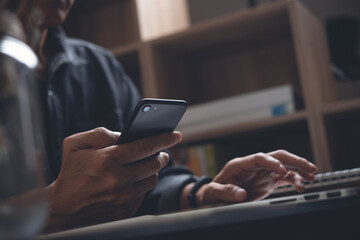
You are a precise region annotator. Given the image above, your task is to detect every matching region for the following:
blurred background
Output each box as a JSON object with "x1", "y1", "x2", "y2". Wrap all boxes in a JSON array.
[{"x1": 63, "y1": 0, "x2": 360, "y2": 175}]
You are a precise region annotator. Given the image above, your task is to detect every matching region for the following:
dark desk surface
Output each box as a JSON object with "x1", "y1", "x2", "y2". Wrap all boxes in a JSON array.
[{"x1": 38, "y1": 187, "x2": 360, "y2": 240}]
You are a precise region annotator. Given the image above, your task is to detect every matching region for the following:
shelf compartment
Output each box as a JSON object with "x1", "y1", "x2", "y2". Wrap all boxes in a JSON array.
[
  {"x1": 323, "y1": 99, "x2": 360, "y2": 170},
  {"x1": 179, "y1": 112, "x2": 314, "y2": 173},
  {"x1": 64, "y1": 0, "x2": 140, "y2": 49},
  {"x1": 114, "y1": 46, "x2": 142, "y2": 95},
  {"x1": 147, "y1": 2, "x2": 303, "y2": 106}
]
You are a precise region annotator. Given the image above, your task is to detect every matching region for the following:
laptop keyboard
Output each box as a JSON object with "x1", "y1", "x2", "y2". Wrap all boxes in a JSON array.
[{"x1": 270, "y1": 168, "x2": 360, "y2": 198}]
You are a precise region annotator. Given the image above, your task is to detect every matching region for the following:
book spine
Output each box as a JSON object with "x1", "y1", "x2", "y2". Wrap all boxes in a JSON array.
[
  {"x1": 204, "y1": 144, "x2": 218, "y2": 178},
  {"x1": 179, "y1": 84, "x2": 293, "y2": 127},
  {"x1": 184, "y1": 146, "x2": 202, "y2": 176}
]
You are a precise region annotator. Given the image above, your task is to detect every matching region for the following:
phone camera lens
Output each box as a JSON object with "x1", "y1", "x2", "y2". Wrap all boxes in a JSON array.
[{"x1": 142, "y1": 105, "x2": 151, "y2": 112}]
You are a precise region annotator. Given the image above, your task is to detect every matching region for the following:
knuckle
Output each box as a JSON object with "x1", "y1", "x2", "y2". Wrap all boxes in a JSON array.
[
  {"x1": 152, "y1": 158, "x2": 163, "y2": 173},
  {"x1": 223, "y1": 184, "x2": 239, "y2": 196},
  {"x1": 92, "y1": 127, "x2": 111, "y2": 146},
  {"x1": 224, "y1": 184, "x2": 235, "y2": 192},
  {"x1": 92, "y1": 127, "x2": 108, "y2": 135},
  {"x1": 138, "y1": 140, "x2": 154, "y2": 157},
  {"x1": 62, "y1": 136, "x2": 72, "y2": 149},
  {"x1": 274, "y1": 149, "x2": 288, "y2": 156},
  {"x1": 253, "y1": 152, "x2": 268, "y2": 164},
  {"x1": 254, "y1": 152, "x2": 267, "y2": 159}
]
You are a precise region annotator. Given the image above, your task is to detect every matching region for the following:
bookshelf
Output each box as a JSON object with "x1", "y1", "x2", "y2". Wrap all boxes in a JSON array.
[{"x1": 63, "y1": 0, "x2": 360, "y2": 173}]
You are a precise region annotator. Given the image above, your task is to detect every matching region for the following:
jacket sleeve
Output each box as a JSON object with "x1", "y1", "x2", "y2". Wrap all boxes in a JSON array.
[{"x1": 136, "y1": 149, "x2": 198, "y2": 215}]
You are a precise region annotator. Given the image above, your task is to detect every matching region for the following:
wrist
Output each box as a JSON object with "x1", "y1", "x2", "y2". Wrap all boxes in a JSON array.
[
  {"x1": 187, "y1": 176, "x2": 212, "y2": 209},
  {"x1": 195, "y1": 183, "x2": 208, "y2": 207},
  {"x1": 42, "y1": 182, "x2": 68, "y2": 233},
  {"x1": 180, "y1": 182, "x2": 195, "y2": 209}
]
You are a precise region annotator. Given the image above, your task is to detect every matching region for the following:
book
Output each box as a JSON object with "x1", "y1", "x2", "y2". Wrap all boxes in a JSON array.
[
  {"x1": 184, "y1": 146, "x2": 203, "y2": 176},
  {"x1": 177, "y1": 84, "x2": 294, "y2": 133},
  {"x1": 177, "y1": 101, "x2": 294, "y2": 137},
  {"x1": 203, "y1": 144, "x2": 218, "y2": 178},
  {"x1": 181, "y1": 143, "x2": 232, "y2": 177}
]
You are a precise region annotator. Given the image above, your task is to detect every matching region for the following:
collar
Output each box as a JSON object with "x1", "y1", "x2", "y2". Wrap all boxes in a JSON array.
[{"x1": 46, "y1": 27, "x2": 87, "y2": 74}]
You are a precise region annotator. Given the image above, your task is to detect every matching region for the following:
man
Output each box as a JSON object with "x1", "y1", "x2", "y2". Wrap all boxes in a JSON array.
[{"x1": 29, "y1": 0, "x2": 317, "y2": 232}]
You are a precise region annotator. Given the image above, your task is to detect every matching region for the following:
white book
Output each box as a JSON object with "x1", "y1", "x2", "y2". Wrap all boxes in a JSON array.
[
  {"x1": 178, "y1": 84, "x2": 294, "y2": 129},
  {"x1": 177, "y1": 101, "x2": 294, "y2": 137}
]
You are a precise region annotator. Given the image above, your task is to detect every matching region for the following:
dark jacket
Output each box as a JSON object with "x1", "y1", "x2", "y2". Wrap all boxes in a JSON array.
[{"x1": 40, "y1": 27, "x2": 196, "y2": 214}]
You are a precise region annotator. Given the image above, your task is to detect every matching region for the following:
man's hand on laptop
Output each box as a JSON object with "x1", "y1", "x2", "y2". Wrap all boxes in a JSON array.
[{"x1": 191, "y1": 150, "x2": 318, "y2": 207}]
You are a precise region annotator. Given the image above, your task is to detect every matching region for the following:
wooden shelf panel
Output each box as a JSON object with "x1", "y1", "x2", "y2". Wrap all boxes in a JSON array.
[
  {"x1": 111, "y1": 42, "x2": 142, "y2": 57},
  {"x1": 321, "y1": 97, "x2": 360, "y2": 116},
  {"x1": 179, "y1": 110, "x2": 308, "y2": 143},
  {"x1": 149, "y1": 1, "x2": 290, "y2": 50}
]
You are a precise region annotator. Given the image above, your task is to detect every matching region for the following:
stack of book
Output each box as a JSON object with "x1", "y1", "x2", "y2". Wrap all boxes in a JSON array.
[{"x1": 177, "y1": 84, "x2": 295, "y2": 138}]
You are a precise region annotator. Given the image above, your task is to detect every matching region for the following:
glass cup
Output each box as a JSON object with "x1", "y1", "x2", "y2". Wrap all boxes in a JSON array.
[{"x1": 0, "y1": 11, "x2": 49, "y2": 239}]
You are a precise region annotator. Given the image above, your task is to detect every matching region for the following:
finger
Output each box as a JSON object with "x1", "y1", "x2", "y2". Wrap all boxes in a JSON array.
[
  {"x1": 276, "y1": 172, "x2": 305, "y2": 192},
  {"x1": 132, "y1": 174, "x2": 159, "y2": 199},
  {"x1": 63, "y1": 127, "x2": 120, "y2": 151},
  {"x1": 203, "y1": 182, "x2": 247, "y2": 204},
  {"x1": 124, "y1": 152, "x2": 169, "y2": 182},
  {"x1": 248, "y1": 153, "x2": 289, "y2": 175},
  {"x1": 269, "y1": 150, "x2": 317, "y2": 173},
  {"x1": 284, "y1": 167, "x2": 316, "y2": 181},
  {"x1": 110, "y1": 131, "x2": 182, "y2": 165}
]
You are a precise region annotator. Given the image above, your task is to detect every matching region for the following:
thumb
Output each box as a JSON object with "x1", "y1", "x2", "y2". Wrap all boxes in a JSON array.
[
  {"x1": 63, "y1": 127, "x2": 120, "y2": 151},
  {"x1": 203, "y1": 182, "x2": 247, "y2": 204}
]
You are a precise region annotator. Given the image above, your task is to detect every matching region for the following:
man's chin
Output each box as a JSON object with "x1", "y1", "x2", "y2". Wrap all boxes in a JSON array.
[{"x1": 42, "y1": 13, "x2": 67, "y2": 28}]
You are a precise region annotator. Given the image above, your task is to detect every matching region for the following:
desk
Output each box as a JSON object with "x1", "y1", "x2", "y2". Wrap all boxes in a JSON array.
[{"x1": 39, "y1": 187, "x2": 360, "y2": 240}]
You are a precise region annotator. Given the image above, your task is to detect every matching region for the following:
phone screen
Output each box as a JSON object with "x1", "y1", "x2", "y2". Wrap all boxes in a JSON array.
[{"x1": 117, "y1": 98, "x2": 187, "y2": 144}]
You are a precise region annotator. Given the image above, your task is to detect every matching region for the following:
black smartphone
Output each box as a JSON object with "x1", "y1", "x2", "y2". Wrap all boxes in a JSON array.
[{"x1": 116, "y1": 98, "x2": 187, "y2": 144}]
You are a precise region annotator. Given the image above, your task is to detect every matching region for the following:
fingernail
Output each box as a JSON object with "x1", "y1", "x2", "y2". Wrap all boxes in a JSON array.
[
  {"x1": 309, "y1": 162, "x2": 318, "y2": 171},
  {"x1": 296, "y1": 179, "x2": 304, "y2": 192},
  {"x1": 279, "y1": 164, "x2": 287, "y2": 173},
  {"x1": 235, "y1": 189, "x2": 246, "y2": 201},
  {"x1": 172, "y1": 131, "x2": 182, "y2": 141}
]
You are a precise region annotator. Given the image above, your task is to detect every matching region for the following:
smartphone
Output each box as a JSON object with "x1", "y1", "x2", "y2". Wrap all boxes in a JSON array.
[{"x1": 116, "y1": 98, "x2": 187, "y2": 144}]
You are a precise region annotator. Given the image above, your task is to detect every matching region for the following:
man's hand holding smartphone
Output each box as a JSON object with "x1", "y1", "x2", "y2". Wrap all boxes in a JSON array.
[
  {"x1": 45, "y1": 128, "x2": 182, "y2": 232},
  {"x1": 45, "y1": 99, "x2": 187, "y2": 232}
]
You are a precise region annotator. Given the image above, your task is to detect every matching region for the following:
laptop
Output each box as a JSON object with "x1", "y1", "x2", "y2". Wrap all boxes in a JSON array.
[{"x1": 39, "y1": 183, "x2": 360, "y2": 240}]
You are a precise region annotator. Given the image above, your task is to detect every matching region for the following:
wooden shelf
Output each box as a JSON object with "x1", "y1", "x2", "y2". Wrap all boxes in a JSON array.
[
  {"x1": 110, "y1": 42, "x2": 141, "y2": 57},
  {"x1": 321, "y1": 97, "x2": 360, "y2": 116},
  {"x1": 149, "y1": 1, "x2": 291, "y2": 50},
  {"x1": 145, "y1": 1, "x2": 301, "y2": 106}
]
